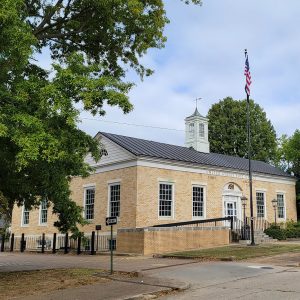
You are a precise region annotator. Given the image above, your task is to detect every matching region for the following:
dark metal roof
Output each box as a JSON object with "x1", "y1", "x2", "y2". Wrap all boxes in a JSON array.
[{"x1": 100, "y1": 132, "x2": 292, "y2": 178}]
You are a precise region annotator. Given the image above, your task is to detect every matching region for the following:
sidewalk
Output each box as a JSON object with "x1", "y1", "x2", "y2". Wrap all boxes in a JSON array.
[
  {"x1": 17, "y1": 274, "x2": 189, "y2": 300},
  {"x1": 1, "y1": 252, "x2": 193, "y2": 300}
]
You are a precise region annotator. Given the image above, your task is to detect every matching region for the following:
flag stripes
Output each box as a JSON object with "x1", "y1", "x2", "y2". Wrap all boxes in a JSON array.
[{"x1": 244, "y1": 50, "x2": 252, "y2": 96}]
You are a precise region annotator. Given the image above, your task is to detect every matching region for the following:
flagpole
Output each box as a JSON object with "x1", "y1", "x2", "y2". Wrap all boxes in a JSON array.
[{"x1": 245, "y1": 49, "x2": 255, "y2": 246}]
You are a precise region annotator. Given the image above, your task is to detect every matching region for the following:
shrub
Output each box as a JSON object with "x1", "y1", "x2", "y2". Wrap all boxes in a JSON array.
[{"x1": 264, "y1": 228, "x2": 287, "y2": 240}]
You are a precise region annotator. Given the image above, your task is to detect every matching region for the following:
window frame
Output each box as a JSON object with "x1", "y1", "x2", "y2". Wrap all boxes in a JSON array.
[
  {"x1": 277, "y1": 193, "x2": 286, "y2": 220},
  {"x1": 189, "y1": 123, "x2": 195, "y2": 136},
  {"x1": 256, "y1": 191, "x2": 266, "y2": 219},
  {"x1": 158, "y1": 182, "x2": 175, "y2": 219},
  {"x1": 192, "y1": 185, "x2": 206, "y2": 219},
  {"x1": 83, "y1": 186, "x2": 95, "y2": 221},
  {"x1": 21, "y1": 205, "x2": 30, "y2": 227},
  {"x1": 199, "y1": 123, "x2": 205, "y2": 138},
  {"x1": 108, "y1": 182, "x2": 121, "y2": 218},
  {"x1": 39, "y1": 199, "x2": 48, "y2": 225}
]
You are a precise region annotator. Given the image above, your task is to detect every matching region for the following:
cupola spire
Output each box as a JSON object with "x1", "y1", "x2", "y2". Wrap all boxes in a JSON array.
[{"x1": 185, "y1": 98, "x2": 210, "y2": 153}]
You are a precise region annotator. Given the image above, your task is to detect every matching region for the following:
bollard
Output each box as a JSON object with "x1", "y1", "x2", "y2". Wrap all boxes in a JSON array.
[
  {"x1": 52, "y1": 233, "x2": 57, "y2": 254},
  {"x1": 77, "y1": 235, "x2": 81, "y2": 255},
  {"x1": 10, "y1": 233, "x2": 14, "y2": 252},
  {"x1": 64, "y1": 233, "x2": 69, "y2": 254},
  {"x1": 41, "y1": 233, "x2": 45, "y2": 253},
  {"x1": 91, "y1": 231, "x2": 95, "y2": 255},
  {"x1": 20, "y1": 233, "x2": 25, "y2": 252},
  {"x1": 1, "y1": 234, "x2": 5, "y2": 252}
]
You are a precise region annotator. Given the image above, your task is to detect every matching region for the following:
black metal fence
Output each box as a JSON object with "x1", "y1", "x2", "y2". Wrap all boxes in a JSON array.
[{"x1": 0, "y1": 231, "x2": 117, "y2": 254}]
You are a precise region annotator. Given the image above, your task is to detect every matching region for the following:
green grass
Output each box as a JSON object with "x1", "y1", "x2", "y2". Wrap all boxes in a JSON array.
[{"x1": 165, "y1": 244, "x2": 300, "y2": 260}]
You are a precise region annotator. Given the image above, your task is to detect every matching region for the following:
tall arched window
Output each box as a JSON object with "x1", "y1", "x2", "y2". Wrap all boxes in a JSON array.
[{"x1": 199, "y1": 123, "x2": 205, "y2": 138}]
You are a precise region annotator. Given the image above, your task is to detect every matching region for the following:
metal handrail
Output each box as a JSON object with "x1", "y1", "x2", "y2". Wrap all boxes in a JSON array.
[{"x1": 152, "y1": 216, "x2": 234, "y2": 229}]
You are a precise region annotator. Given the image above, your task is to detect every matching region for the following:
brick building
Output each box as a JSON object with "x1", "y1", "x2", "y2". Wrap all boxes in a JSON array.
[{"x1": 11, "y1": 109, "x2": 297, "y2": 236}]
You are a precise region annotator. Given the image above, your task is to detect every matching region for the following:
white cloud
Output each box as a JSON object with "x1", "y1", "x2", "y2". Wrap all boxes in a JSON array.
[{"x1": 38, "y1": 0, "x2": 300, "y2": 145}]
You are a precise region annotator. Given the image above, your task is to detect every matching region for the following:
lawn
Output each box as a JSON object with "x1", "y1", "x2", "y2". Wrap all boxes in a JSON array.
[
  {"x1": 0, "y1": 269, "x2": 109, "y2": 299},
  {"x1": 165, "y1": 244, "x2": 300, "y2": 260}
]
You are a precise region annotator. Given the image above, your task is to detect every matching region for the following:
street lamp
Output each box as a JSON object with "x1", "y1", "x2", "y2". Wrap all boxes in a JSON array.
[
  {"x1": 241, "y1": 196, "x2": 248, "y2": 240},
  {"x1": 271, "y1": 198, "x2": 278, "y2": 226}
]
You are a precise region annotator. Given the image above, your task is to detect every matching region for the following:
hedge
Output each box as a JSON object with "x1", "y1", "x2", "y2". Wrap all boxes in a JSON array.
[{"x1": 264, "y1": 222, "x2": 300, "y2": 240}]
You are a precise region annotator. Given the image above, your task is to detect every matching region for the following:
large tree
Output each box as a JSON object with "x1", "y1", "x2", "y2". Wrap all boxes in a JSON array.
[
  {"x1": 0, "y1": 0, "x2": 202, "y2": 233},
  {"x1": 276, "y1": 130, "x2": 300, "y2": 217},
  {"x1": 207, "y1": 97, "x2": 277, "y2": 163}
]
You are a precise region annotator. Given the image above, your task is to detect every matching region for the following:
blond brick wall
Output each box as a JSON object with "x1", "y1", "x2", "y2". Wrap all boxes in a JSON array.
[
  {"x1": 136, "y1": 166, "x2": 297, "y2": 227},
  {"x1": 11, "y1": 204, "x2": 59, "y2": 236},
  {"x1": 11, "y1": 166, "x2": 137, "y2": 235},
  {"x1": 11, "y1": 163, "x2": 297, "y2": 235},
  {"x1": 117, "y1": 227, "x2": 230, "y2": 255}
]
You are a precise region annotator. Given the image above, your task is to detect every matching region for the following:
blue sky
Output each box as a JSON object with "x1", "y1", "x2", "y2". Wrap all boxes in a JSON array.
[{"x1": 37, "y1": 0, "x2": 300, "y2": 146}]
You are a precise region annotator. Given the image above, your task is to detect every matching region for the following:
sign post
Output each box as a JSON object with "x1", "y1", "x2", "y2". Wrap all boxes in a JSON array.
[{"x1": 106, "y1": 217, "x2": 117, "y2": 275}]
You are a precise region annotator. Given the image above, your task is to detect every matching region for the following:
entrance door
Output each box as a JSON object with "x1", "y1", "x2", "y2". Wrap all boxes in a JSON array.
[
  {"x1": 223, "y1": 195, "x2": 240, "y2": 226},
  {"x1": 225, "y1": 201, "x2": 237, "y2": 218}
]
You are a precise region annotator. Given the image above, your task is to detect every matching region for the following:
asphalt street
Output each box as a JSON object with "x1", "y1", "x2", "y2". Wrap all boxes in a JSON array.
[
  {"x1": 1, "y1": 251, "x2": 300, "y2": 299},
  {"x1": 149, "y1": 256, "x2": 300, "y2": 299}
]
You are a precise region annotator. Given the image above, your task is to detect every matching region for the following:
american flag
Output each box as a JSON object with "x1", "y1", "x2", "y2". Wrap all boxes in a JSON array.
[{"x1": 244, "y1": 50, "x2": 252, "y2": 96}]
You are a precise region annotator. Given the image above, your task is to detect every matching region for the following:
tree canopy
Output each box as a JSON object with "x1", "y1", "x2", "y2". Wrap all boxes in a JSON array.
[
  {"x1": 0, "y1": 0, "x2": 202, "y2": 233},
  {"x1": 207, "y1": 97, "x2": 277, "y2": 163},
  {"x1": 276, "y1": 130, "x2": 300, "y2": 215}
]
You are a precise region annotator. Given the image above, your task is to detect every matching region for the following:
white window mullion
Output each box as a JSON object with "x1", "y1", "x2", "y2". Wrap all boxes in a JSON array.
[
  {"x1": 159, "y1": 183, "x2": 173, "y2": 218},
  {"x1": 192, "y1": 185, "x2": 205, "y2": 218},
  {"x1": 109, "y1": 184, "x2": 121, "y2": 218},
  {"x1": 84, "y1": 188, "x2": 95, "y2": 220}
]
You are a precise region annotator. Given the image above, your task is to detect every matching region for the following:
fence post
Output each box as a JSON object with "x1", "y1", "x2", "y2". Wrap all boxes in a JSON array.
[
  {"x1": 41, "y1": 233, "x2": 45, "y2": 253},
  {"x1": 20, "y1": 233, "x2": 25, "y2": 252},
  {"x1": 52, "y1": 233, "x2": 57, "y2": 254},
  {"x1": 91, "y1": 231, "x2": 95, "y2": 255},
  {"x1": 77, "y1": 235, "x2": 81, "y2": 255},
  {"x1": 1, "y1": 234, "x2": 5, "y2": 252},
  {"x1": 10, "y1": 233, "x2": 14, "y2": 252},
  {"x1": 64, "y1": 233, "x2": 69, "y2": 254}
]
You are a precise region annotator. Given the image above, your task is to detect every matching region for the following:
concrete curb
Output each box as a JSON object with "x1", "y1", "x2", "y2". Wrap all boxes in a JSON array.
[{"x1": 123, "y1": 282, "x2": 191, "y2": 300}]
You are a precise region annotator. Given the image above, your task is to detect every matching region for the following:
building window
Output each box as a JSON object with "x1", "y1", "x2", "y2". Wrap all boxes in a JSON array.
[
  {"x1": 189, "y1": 123, "x2": 194, "y2": 135},
  {"x1": 22, "y1": 206, "x2": 30, "y2": 226},
  {"x1": 199, "y1": 123, "x2": 205, "y2": 138},
  {"x1": 84, "y1": 188, "x2": 95, "y2": 220},
  {"x1": 159, "y1": 183, "x2": 173, "y2": 217},
  {"x1": 100, "y1": 148, "x2": 108, "y2": 156},
  {"x1": 277, "y1": 193, "x2": 285, "y2": 219},
  {"x1": 192, "y1": 186, "x2": 204, "y2": 218},
  {"x1": 256, "y1": 192, "x2": 265, "y2": 218},
  {"x1": 40, "y1": 199, "x2": 48, "y2": 224},
  {"x1": 228, "y1": 183, "x2": 234, "y2": 190},
  {"x1": 109, "y1": 184, "x2": 120, "y2": 217}
]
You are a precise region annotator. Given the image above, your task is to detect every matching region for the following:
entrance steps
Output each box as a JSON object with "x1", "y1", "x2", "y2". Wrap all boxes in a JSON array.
[{"x1": 239, "y1": 230, "x2": 277, "y2": 245}]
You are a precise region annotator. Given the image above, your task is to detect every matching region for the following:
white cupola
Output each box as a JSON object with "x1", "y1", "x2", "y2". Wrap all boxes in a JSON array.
[{"x1": 185, "y1": 108, "x2": 210, "y2": 153}]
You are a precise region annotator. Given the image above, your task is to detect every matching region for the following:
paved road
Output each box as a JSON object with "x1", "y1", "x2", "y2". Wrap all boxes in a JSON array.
[
  {"x1": 1, "y1": 251, "x2": 300, "y2": 299},
  {"x1": 144, "y1": 253, "x2": 300, "y2": 300}
]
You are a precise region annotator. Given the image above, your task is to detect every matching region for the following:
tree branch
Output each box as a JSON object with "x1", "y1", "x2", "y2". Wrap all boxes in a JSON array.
[{"x1": 33, "y1": 0, "x2": 64, "y2": 36}]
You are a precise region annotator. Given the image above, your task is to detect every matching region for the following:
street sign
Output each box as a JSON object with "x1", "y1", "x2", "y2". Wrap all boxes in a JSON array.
[
  {"x1": 106, "y1": 217, "x2": 117, "y2": 226},
  {"x1": 95, "y1": 225, "x2": 102, "y2": 231}
]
